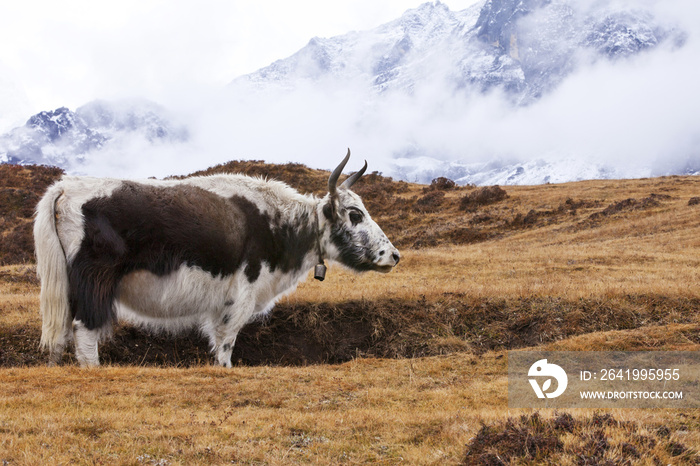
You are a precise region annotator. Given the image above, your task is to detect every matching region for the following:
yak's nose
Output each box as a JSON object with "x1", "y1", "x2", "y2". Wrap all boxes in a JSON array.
[{"x1": 391, "y1": 251, "x2": 400, "y2": 265}]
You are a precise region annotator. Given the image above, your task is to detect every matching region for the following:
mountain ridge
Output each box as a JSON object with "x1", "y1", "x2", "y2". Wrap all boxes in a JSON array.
[
  {"x1": 0, "y1": 99, "x2": 188, "y2": 169},
  {"x1": 233, "y1": 0, "x2": 682, "y2": 101}
]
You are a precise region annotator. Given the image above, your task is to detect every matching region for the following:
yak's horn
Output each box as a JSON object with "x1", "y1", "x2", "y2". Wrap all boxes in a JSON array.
[
  {"x1": 328, "y1": 148, "x2": 351, "y2": 195},
  {"x1": 341, "y1": 159, "x2": 367, "y2": 189}
]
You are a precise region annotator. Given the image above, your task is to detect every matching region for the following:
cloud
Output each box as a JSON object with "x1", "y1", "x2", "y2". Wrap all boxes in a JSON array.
[
  {"x1": 0, "y1": 0, "x2": 480, "y2": 116},
  {"x1": 62, "y1": 0, "x2": 700, "y2": 181}
]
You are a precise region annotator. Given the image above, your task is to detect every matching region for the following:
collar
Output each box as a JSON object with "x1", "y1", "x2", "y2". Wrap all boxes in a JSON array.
[{"x1": 313, "y1": 203, "x2": 327, "y2": 281}]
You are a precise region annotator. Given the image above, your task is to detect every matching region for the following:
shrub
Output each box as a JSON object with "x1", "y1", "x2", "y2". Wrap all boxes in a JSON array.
[
  {"x1": 414, "y1": 190, "x2": 445, "y2": 213},
  {"x1": 424, "y1": 177, "x2": 456, "y2": 192},
  {"x1": 460, "y1": 185, "x2": 508, "y2": 212}
]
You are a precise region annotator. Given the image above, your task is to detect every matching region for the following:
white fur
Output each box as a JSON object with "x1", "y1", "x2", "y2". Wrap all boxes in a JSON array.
[
  {"x1": 34, "y1": 183, "x2": 72, "y2": 363},
  {"x1": 72, "y1": 321, "x2": 100, "y2": 367},
  {"x1": 114, "y1": 258, "x2": 316, "y2": 366}
]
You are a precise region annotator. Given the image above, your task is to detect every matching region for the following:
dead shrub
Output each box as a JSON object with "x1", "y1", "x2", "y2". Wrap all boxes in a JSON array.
[
  {"x1": 462, "y1": 412, "x2": 696, "y2": 466},
  {"x1": 423, "y1": 176, "x2": 456, "y2": 192},
  {"x1": 449, "y1": 227, "x2": 488, "y2": 244},
  {"x1": 177, "y1": 160, "x2": 327, "y2": 194},
  {"x1": 469, "y1": 214, "x2": 492, "y2": 225},
  {"x1": 593, "y1": 195, "x2": 663, "y2": 218},
  {"x1": 414, "y1": 190, "x2": 445, "y2": 213},
  {"x1": 553, "y1": 412, "x2": 576, "y2": 433},
  {"x1": 460, "y1": 185, "x2": 508, "y2": 212},
  {"x1": 578, "y1": 429, "x2": 611, "y2": 464},
  {"x1": 0, "y1": 222, "x2": 35, "y2": 265},
  {"x1": 0, "y1": 164, "x2": 63, "y2": 192},
  {"x1": 667, "y1": 441, "x2": 688, "y2": 457},
  {"x1": 463, "y1": 413, "x2": 563, "y2": 465},
  {"x1": 510, "y1": 209, "x2": 541, "y2": 228},
  {"x1": 0, "y1": 188, "x2": 39, "y2": 218},
  {"x1": 689, "y1": 197, "x2": 700, "y2": 206}
]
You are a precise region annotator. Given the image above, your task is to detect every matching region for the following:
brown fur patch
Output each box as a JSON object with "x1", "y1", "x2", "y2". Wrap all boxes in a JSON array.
[{"x1": 68, "y1": 182, "x2": 315, "y2": 330}]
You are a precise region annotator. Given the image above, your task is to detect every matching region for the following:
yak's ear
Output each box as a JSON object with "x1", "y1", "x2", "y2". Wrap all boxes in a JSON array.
[
  {"x1": 323, "y1": 201, "x2": 336, "y2": 221},
  {"x1": 326, "y1": 148, "x2": 351, "y2": 221}
]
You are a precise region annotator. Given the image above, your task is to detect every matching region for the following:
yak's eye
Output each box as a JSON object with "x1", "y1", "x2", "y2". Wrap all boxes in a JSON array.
[{"x1": 349, "y1": 210, "x2": 363, "y2": 225}]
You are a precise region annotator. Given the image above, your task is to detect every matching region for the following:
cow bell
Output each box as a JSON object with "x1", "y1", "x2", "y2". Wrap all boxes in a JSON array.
[{"x1": 314, "y1": 263, "x2": 327, "y2": 281}]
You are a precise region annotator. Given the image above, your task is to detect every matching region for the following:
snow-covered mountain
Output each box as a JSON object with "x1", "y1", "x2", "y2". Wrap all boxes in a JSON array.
[
  {"x1": 392, "y1": 156, "x2": 648, "y2": 185},
  {"x1": 233, "y1": 0, "x2": 682, "y2": 102},
  {"x1": 1, "y1": 0, "x2": 695, "y2": 185},
  {"x1": 0, "y1": 99, "x2": 188, "y2": 169}
]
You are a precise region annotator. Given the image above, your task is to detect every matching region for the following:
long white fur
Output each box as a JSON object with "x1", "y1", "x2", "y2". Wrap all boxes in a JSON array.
[{"x1": 34, "y1": 183, "x2": 72, "y2": 364}]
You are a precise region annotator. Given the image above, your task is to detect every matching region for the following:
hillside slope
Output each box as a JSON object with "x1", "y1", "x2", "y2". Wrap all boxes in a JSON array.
[
  {"x1": 1, "y1": 161, "x2": 699, "y2": 366},
  {"x1": 3, "y1": 161, "x2": 700, "y2": 263}
]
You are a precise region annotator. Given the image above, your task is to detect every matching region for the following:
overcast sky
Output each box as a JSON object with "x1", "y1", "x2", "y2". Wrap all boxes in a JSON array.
[
  {"x1": 2, "y1": 0, "x2": 698, "y2": 182},
  {"x1": 0, "y1": 0, "x2": 480, "y2": 124}
]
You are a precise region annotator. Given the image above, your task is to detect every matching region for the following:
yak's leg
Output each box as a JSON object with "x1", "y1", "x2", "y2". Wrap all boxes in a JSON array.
[
  {"x1": 73, "y1": 320, "x2": 100, "y2": 367},
  {"x1": 48, "y1": 317, "x2": 75, "y2": 366},
  {"x1": 215, "y1": 333, "x2": 239, "y2": 368},
  {"x1": 48, "y1": 340, "x2": 66, "y2": 366},
  {"x1": 211, "y1": 297, "x2": 254, "y2": 368}
]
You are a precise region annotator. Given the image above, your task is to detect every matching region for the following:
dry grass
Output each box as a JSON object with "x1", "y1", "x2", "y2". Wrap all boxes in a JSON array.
[
  {"x1": 291, "y1": 203, "x2": 700, "y2": 303},
  {"x1": 0, "y1": 266, "x2": 40, "y2": 329},
  {"x1": 1, "y1": 355, "x2": 697, "y2": 465},
  {"x1": 1, "y1": 164, "x2": 699, "y2": 463},
  {"x1": 0, "y1": 353, "x2": 505, "y2": 464}
]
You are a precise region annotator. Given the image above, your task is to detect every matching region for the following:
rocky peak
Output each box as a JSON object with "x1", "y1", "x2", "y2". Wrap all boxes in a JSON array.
[
  {"x1": 0, "y1": 99, "x2": 187, "y2": 167},
  {"x1": 26, "y1": 107, "x2": 79, "y2": 142}
]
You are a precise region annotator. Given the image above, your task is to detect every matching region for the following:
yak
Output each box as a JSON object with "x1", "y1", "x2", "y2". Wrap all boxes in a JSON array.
[{"x1": 34, "y1": 150, "x2": 399, "y2": 367}]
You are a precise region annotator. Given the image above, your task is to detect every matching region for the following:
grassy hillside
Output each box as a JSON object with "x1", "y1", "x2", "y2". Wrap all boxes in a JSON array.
[
  {"x1": 0, "y1": 162, "x2": 699, "y2": 463},
  {"x1": 0, "y1": 164, "x2": 64, "y2": 265}
]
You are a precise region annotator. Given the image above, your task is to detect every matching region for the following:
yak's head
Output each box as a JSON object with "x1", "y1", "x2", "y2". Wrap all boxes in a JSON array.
[{"x1": 321, "y1": 149, "x2": 400, "y2": 273}]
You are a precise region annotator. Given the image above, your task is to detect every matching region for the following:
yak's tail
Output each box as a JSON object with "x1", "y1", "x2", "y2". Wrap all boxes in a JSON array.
[{"x1": 34, "y1": 181, "x2": 71, "y2": 364}]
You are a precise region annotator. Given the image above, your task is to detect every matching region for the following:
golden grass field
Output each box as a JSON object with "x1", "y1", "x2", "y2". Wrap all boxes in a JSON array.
[{"x1": 1, "y1": 164, "x2": 699, "y2": 464}]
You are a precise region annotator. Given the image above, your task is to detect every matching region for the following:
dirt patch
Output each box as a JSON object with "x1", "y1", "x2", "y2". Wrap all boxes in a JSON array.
[
  {"x1": 462, "y1": 412, "x2": 698, "y2": 465},
  {"x1": 0, "y1": 325, "x2": 43, "y2": 367},
  {"x1": 448, "y1": 227, "x2": 490, "y2": 244},
  {"x1": 3, "y1": 294, "x2": 698, "y2": 368}
]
